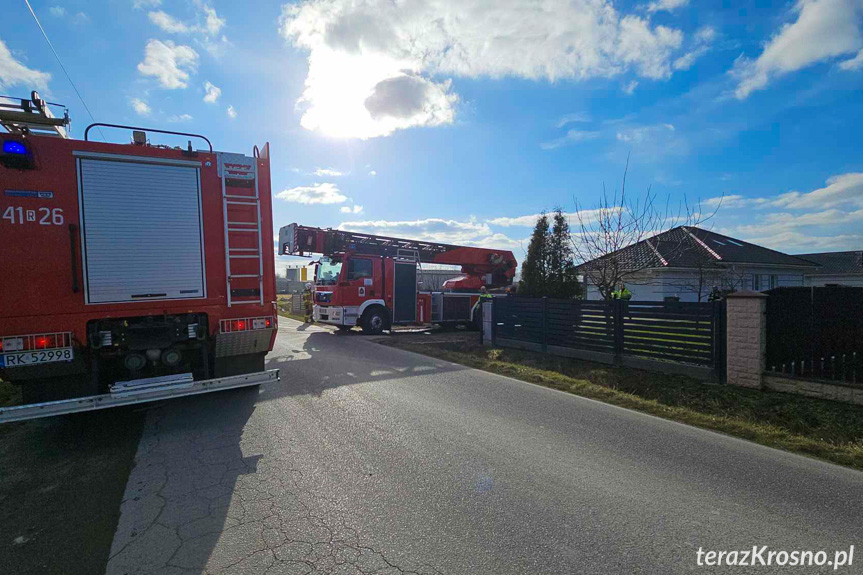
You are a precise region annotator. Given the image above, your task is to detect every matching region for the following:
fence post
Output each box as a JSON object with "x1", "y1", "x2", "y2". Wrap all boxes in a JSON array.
[
  {"x1": 482, "y1": 299, "x2": 494, "y2": 347},
  {"x1": 541, "y1": 296, "x2": 548, "y2": 352},
  {"x1": 725, "y1": 291, "x2": 767, "y2": 389},
  {"x1": 713, "y1": 299, "x2": 727, "y2": 383},
  {"x1": 613, "y1": 298, "x2": 624, "y2": 361}
]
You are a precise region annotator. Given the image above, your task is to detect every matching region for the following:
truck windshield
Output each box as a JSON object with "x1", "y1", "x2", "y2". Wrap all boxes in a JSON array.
[{"x1": 317, "y1": 258, "x2": 342, "y2": 285}]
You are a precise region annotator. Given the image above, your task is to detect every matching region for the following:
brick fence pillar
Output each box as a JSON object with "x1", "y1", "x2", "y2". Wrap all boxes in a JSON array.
[{"x1": 725, "y1": 291, "x2": 768, "y2": 389}]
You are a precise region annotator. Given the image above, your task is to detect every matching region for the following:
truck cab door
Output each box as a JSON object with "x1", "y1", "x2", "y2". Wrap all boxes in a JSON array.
[{"x1": 343, "y1": 257, "x2": 376, "y2": 301}]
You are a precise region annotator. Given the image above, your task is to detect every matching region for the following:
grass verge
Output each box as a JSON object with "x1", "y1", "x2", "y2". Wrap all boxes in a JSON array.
[
  {"x1": 278, "y1": 311, "x2": 307, "y2": 323},
  {"x1": 276, "y1": 294, "x2": 308, "y2": 323},
  {"x1": 380, "y1": 337, "x2": 863, "y2": 471}
]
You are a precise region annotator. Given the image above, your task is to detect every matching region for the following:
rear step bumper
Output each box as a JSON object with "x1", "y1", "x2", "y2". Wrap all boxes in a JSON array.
[{"x1": 0, "y1": 369, "x2": 279, "y2": 424}]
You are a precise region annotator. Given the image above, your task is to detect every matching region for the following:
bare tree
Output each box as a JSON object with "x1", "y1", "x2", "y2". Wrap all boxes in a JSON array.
[{"x1": 571, "y1": 157, "x2": 719, "y2": 300}]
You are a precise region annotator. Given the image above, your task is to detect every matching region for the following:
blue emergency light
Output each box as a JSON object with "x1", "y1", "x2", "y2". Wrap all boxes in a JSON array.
[
  {"x1": 3, "y1": 140, "x2": 28, "y2": 155},
  {"x1": 1, "y1": 139, "x2": 35, "y2": 169}
]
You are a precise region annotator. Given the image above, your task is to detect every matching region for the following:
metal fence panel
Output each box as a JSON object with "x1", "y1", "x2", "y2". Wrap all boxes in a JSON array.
[
  {"x1": 765, "y1": 286, "x2": 863, "y2": 384},
  {"x1": 492, "y1": 296, "x2": 724, "y2": 380}
]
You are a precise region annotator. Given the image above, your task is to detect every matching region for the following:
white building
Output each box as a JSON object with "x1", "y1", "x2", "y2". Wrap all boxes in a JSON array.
[
  {"x1": 578, "y1": 226, "x2": 819, "y2": 302},
  {"x1": 797, "y1": 251, "x2": 863, "y2": 288}
]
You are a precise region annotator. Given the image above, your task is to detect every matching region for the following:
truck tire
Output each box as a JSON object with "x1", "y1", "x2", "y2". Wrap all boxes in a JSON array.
[
  {"x1": 361, "y1": 307, "x2": 387, "y2": 335},
  {"x1": 214, "y1": 352, "x2": 267, "y2": 378}
]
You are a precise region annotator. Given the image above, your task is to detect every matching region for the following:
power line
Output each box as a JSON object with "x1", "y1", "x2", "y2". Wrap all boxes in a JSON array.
[{"x1": 23, "y1": 0, "x2": 106, "y2": 141}]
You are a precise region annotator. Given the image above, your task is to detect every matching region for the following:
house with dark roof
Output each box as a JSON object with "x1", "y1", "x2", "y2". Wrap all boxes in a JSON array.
[
  {"x1": 576, "y1": 226, "x2": 819, "y2": 301},
  {"x1": 796, "y1": 250, "x2": 863, "y2": 287}
]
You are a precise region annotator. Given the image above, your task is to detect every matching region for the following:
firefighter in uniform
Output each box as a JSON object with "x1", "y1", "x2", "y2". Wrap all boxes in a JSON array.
[
  {"x1": 612, "y1": 284, "x2": 632, "y2": 300},
  {"x1": 708, "y1": 286, "x2": 722, "y2": 301},
  {"x1": 303, "y1": 283, "x2": 314, "y2": 323}
]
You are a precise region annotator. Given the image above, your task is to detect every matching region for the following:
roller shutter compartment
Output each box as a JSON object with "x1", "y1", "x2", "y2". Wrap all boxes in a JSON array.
[{"x1": 78, "y1": 158, "x2": 205, "y2": 304}]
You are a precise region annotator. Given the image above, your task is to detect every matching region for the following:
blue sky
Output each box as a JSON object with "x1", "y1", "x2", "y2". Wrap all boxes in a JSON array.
[{"x1": 2, "y1": 0, "x2": 862, "y2": 272}]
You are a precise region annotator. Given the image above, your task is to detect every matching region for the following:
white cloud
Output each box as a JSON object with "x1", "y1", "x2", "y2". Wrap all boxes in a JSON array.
[
  {"x1": 314, "y1": 167, "x2": 343, "y2": 177},
  {"x1": 541, "y1": 129, "x2": 601, "y2": 150},
  {"x1": 199, "y1": 3, "x2": 226, "y2": 36},
  {"x1": 771, "y1": 172, "x2": 863, "y2": 209},
  {"x1": 130, "y1": 97, "x2": 151, "y2": 115},
  {"x1": 368, "y1": 170, "x2": 376, "y2": 176},
  {"x1": 276, "y1": 183, "x2": 347, "y2": 204},
  {"x1": 623, "y1": 80, "x2": 639, "y2": 94},
  {"x1": 340, "y1": 204, "x2": 364, "y2": 214},
  {"x1": 149, "y1": 11, "x2": 190, "y2": 33},
  {"x1": 168, "y1": 113, "x2": 193, "y2": 122},
  {"x1": 280, "y1": 0, "x2": 691, "y2": 139},
  {"x1": 134, "y1": 0, "x2": 161, "y2": 8},
  {"x1": 203, "y1": 80, "x2": 221, "y2": 103},
  {"x1": 647, "y1": 0, "x2": 689, "y2": 13},
  {"x1": 147, "y1": 4, "x2": 225, "y2": 42},
  {"x1": 49, "y1": 6, "x2": 66, "y2": 17},
  {"x1": 488, "y1": 208, "x2": 608, "y2": 227},
  {"x1": 703, "y1": 194, "x2": 748, "y2": 209},
  {"x1": 0, "y1": 39, "x2": 51, "y2": 91},
  {"x1": 488, "y1": 213, "x2": 558, "y2": 227},
  {"x1": 137, "y1": 39, "x2": 198, "y2": 89},
  {"x1": 732, "y1": 0, "x2": 863, "y2": 99},
  {"x1": 707, "y1": 172, "x2": 863, "y2": 211},
  {"x1": 839, "y1": 48, "x2": 863, "y2": 69},
  {"x1": 616, "y1": 123, "x2": 675, "y2": 143},
  {"x1": 673, "y1": 26, "x2": 716, "y2": 70},
  {"x1": 226, "y1": 104, "x2": 236, "y2": 119},
  {"x1": 556, "y1": 113, "x2": 591, "y2": 128},
  {"x1": 728, "y1": 229, "x2": 863, "y2": 253},
  {"x1": 706, "y1": 172, "x2": 863, "y2": 252},
  {"x1": 70, "y1": 12, "x2": 89, "y2": 25}
]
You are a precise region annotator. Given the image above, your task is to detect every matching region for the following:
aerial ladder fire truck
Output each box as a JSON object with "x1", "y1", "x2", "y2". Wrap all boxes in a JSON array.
[
  {"x1": 0, "y1": 92, "x2": 279, "y2": 423},
  {"x1": 278, "y1": 223, "x2": 517, "y2": 334}
]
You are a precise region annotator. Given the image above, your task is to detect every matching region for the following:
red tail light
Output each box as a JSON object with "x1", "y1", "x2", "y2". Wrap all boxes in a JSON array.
[
  {"x1": 34, "y1": 335, "x2": 55, "y2": 349},
  {"x1": 219, "y1": 317, "x2": 274, "y2": 333}
]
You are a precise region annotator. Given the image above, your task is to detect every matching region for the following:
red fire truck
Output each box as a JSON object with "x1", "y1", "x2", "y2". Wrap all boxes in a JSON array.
[
  {"x1": 278, "y1": 224, "x2": 517, "y2": 333},
  {"x1": 0, "y1": 93, "x2": 278, "y2": 422}
]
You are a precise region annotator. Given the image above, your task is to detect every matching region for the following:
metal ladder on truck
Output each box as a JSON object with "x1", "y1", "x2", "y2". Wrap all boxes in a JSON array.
[
  {"x1": 219, "y1": 153, "x2": 264, "y2": 307},
  {"x1": 0, "y1": 91, "x2": 70, "y2": 137}
]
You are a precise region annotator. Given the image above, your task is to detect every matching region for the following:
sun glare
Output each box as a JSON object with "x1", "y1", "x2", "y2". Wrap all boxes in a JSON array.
[{"x1": 299, "y1": 49, "x2": 408, "y2": 139}]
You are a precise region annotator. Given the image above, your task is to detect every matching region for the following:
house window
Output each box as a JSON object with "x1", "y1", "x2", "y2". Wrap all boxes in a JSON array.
[
  {"x1": 347, "y1": 258, "x2": 373, "y2": 280},
  {"x1": 751, "y1": 274, "x2": 776, "y2": 291}
]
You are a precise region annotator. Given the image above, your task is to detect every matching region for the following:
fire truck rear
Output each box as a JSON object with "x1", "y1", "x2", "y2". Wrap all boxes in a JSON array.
[{"x1": 0, "y1": 93, "x2": 278, "y2": 421}]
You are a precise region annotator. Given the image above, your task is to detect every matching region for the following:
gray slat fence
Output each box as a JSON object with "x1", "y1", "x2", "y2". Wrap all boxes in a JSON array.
[{"x1": 492, "y1": 297, "x2": 726, "y2": 381}]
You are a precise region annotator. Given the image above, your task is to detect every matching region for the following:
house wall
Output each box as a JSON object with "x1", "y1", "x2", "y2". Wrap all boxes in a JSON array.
[
  {"x1": 804, "y1": 275, "x2": 863, "y2": 287},
  {"x1": 585, "y1": 267, "x2": 806, "y2": 302}
]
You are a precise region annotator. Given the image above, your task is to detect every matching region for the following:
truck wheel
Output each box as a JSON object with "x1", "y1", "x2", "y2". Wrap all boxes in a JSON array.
[{"x1": 361, "y1": 308, "x2": 387, "y2": 335}]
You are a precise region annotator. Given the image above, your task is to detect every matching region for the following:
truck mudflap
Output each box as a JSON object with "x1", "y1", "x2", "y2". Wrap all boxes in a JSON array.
[{"x1": 0, "y1": 369, "x2": 279, "y2": 424}]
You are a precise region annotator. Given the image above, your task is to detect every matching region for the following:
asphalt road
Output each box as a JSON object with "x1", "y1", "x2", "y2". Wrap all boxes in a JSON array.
[{"x1": 101, "y1": 320, "x2": 863, "y2": 575}]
